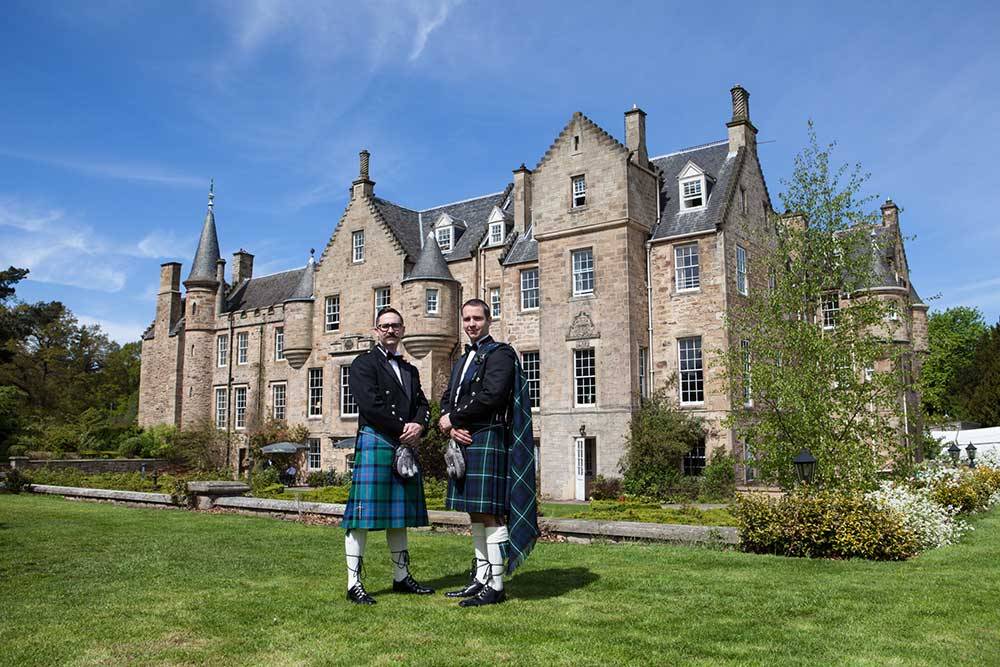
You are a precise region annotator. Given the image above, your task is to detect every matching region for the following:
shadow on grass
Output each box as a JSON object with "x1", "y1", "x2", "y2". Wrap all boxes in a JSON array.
[{"x1": 385, "y1": 567, "x2": 599, "y2": 600}]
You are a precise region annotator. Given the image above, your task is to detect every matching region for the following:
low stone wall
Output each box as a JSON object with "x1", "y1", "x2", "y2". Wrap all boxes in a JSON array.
[
  {"x1": 30, "y1": 484, "x2": 176, "y2": 507},
  {"x1": 26, "y1": 484, "x2": 739, "y2": 546},
  {"x1": 8, "y1": 457, "x2": 168, "y2": 474}
]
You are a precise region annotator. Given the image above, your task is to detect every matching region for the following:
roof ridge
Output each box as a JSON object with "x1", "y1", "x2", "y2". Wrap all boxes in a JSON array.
[
  {"x1": 243, "y1": 266, "x2": 306, "y2": 281},
  {"x1": 419, "y1": 190, "x2": 507, "y2": 212},
  {"x1": 650, "y1": 139, "x2": 728, "y2": 161}
]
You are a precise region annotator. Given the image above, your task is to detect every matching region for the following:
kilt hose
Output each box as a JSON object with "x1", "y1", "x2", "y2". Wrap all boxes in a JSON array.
[
  {"x1": 341, "y1": 426, "x2": 429, "y2": 530},
  {"x1": 446, "y1": 424, "x2": 508, "y2": 517}
]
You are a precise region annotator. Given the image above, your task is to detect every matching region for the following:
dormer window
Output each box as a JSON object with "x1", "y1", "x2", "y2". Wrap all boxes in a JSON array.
[
  {"x1": 681, "y1": 178, "x2": 703, "y2": 209},
  {"x1": 489, "y1": 221, "x2": 504, "y2": 246},
  {"x1": 677, "y1": 161, "x2": 711, "y2": 212},
  {"x1": 435, "y1": 226, "x2": 453, "y2": 252}
]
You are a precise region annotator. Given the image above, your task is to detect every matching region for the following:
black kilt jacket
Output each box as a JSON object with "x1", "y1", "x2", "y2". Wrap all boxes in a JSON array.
[
  {"x1": 440, "y1": 336, "x2": 517, "y2": 431},
  {"x1": 349, "y1": 347, "x2": 430, "y2": 440}
]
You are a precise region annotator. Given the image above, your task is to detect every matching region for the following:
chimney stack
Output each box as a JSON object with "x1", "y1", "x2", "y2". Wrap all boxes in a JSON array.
[
  {"x1": 352, "y1": 149, "x2": 375, "y2": 200},
  {"x1": 232, "y1": 249, "x2": 254, "y2": 285},
  {"x1": 880, "y1": 199, "x2": 899, "y2": 228},
  {"x1": 624, "y1": 105, "x2": 648, "y2": 166},
  {"x1": 157, "y1": 262, "x2": 182, "y2": 331},
  {"x1": 726, "y1": 85, "x2": 758, "y2": 154},
  {"x1": 215, "y1": 258, "x2": 226, "y2": 315},
  {"x1": 512, "y1": 164, "x2": 533, "y2": 235}
]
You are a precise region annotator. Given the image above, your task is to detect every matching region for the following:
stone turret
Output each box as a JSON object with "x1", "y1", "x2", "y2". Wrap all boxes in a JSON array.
[
  {"x1": 180, "y1": 182, "x2": 223, "y2": 428},
  {"x1": 401, "y1": 231, "x2": 459, "y2": 396},
  {"x1": 282, "y1": 251, "x2": 316, "y2": 369}
]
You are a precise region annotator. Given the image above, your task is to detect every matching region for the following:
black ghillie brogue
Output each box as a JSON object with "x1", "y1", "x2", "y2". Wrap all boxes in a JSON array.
[
  {"x1": 444, "y1": 557, "x2": 488, "y2": 598},
  {"x1": 392, "y1": 575, "x2": 434, "y2": 595},
  {"x1": 458, "y1": 584, "x2": 506, "y2": 607},
  {"x1": 347, "y1": 583, "x2": 376, "y2": 605}
]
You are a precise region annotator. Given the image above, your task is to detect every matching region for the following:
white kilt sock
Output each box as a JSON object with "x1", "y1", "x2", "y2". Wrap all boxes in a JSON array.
[
  {"x1": 485, "y1": 525, "x2": 509, "y2": 591},
  {"x1": 471, "y1": 522, "x2": 489, "y2": 583},
  {"x1": 386, "y1": 528, "x2": 409, "y2": 582},
  {"x1": 345, "y1": 528, "x2": 368, "y2": 590}
]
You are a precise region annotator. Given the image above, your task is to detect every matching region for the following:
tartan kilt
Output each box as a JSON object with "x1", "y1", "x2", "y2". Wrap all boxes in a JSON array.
[
  {"x1": 446, "y1": 425, "x2": 508, "y2": 517},
  {"x1": 341, "y1": 426, "x2": 429, "y2": 530}
]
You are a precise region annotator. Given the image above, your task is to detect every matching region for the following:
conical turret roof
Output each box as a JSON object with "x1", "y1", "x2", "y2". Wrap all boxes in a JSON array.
[
  {"x1": 185, "y1": 182, "x2": 221, "y2": 286},
  {"x1": 284, "y1": 251, "x2": 316, "y2": 302},
  {"x1": 403, "y1": 232, "x2": 456, "y2": 283}
]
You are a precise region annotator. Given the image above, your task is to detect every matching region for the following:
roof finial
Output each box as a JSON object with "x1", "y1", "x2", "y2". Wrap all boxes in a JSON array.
[
  {"x1": 208, "y1": 179, "x2": 215, "y2": 211},
  {"x1": 308, "y1": 248, "x2": 316, "y2": 267}
]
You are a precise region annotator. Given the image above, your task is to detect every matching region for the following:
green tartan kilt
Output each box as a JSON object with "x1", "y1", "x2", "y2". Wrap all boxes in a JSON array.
[
  {"x1": 342, "y1": 427, "x2": 429, "y2": 530},
  {"x1": 446, "y1": 425, "x2": 508, "y2": 517}
]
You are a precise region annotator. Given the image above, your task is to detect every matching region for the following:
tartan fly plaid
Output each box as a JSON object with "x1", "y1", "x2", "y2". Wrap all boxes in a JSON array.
[
  {"x1": 341, "y1": 426, "x2": 429, "y2": 530},
  {"x1": 446, "y1": 425, "x2": 508, "y2": 516}
]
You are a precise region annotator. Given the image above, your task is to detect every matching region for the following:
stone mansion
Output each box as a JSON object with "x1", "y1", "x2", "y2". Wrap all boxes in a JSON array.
[{"x1": 138, "y1": 86, "x2": 928, "y2": 500}]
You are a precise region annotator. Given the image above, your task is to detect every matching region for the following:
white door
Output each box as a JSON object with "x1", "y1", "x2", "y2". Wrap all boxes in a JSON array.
[{"x1": 574, "y1": 437, "x2": 586, "y2": 501}]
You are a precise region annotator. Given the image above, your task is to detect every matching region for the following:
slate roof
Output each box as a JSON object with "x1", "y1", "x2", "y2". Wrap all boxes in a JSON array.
[
  {"x1": 224, "y1": 267, "x2": 309, "y2": 313},
  {"x1": 403, "y1": 231, "x2": 455, "y2": 282},
  {"x1": 371, "y1": 198, "x2": 422, "y2": 257},
  {"x1": 501, "y1": 227, "x2": 538, "y2": 266},
  {"x1": 650, "y1": 140, "x2": 738, "y2": 241},
  {"x1": 186, "y1": 207, "x2": 221, "y2": 284},
  {"x1": 420, "y1": 188, "x2": 513, "y2": 262}
]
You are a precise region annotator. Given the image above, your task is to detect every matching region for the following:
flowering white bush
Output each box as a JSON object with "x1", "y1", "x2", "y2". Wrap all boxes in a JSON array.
[{"x1": 867, "y1": 481, "x2": 968, "y2": 551}]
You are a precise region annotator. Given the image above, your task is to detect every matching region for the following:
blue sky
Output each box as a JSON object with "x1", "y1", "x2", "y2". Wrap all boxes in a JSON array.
[{"x1": 2, "y1": 1, "x2": 999, "y2": 343}]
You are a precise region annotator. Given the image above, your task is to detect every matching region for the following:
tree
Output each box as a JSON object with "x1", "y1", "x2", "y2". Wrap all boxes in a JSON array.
[
  {"x1": 954, "y1": 321, "x2": 1000, "y2": 426},
  {"x1": 722, "y1": 123, "x2": 908, "y2": 490},
  {"x1": 919, "y1": 307, "x2": 987, "y2": 420}
]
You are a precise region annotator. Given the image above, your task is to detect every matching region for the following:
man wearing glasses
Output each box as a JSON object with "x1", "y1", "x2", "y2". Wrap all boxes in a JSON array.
[{"x1": 342, "y1": 307, "x2": 434, "y2": 604}]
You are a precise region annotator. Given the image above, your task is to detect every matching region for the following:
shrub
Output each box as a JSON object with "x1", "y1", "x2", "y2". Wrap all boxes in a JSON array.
[
  {"x1": 620, "y1": 387, "x2": 706, "y2": 499},
  {"x1": 915, "y1": 463, "x2": 1000, "y2": 515},
  {"x1": 867, "y1": 481, "x2": 967, "y2": 550},
  {"x1": 701, "y1": 448, "x2": 737, "y2": 501},
  {"x1": 423, "y1": 477, "x2": 448, "y2": 510},
  {"x1": 251, "y1": 467, "x2": 281, "y2": 495},
  {"x1": 589, "y1": 475, "x2": 623, "y2": 501},
  {"x1": 306, "y1": 470, "x2": 350, "y2": 487},
  {"x1": 735, "y1": 490, "x2": 920, "y2": 560},
  {"x1": 0, "y1": 468, "x2": 29, "y2": 493},
  {"x1": 411, "y1": 402, "x2": 448, "y2": 481},
  {"x1": 297, "y1": 485, "x2": 350, "y2": 504},
  {"x1": 7, "y1": 444, "x2": 26, "y2": 457}
]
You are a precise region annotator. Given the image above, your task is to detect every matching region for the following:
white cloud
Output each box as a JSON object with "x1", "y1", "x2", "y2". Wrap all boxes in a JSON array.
[
  {"x1": 0, "y1": 149, "x2": 202, "y2": 188},
  {"x1": 77, "y1": 314, "x2": 147, "y2": 345},
  {"x1": 214, "y1": 0, "x2": 462, "y2": 71},
  {"x1": 0, "y1": 198, "x2": 187, "y2": 293}
]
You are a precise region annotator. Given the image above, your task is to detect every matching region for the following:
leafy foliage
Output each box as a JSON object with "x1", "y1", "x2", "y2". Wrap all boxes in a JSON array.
[
  {"x1": 620, "y1": 386, "x2": 706, "y2": 499},
  {"x1": 0, "y1": 267, "x2": 142, "y2": 456},
  {"x1": 411, "y1": 401, "x2": 449, "y2": 481},
  {"x1": 722, "y1": 123, "x2": 909, "y2": 490},
  {"x1": 569, "y1": 500, "x2": 736, "y2": 526},
  {"x1": 735, "y1": 490, "x2": 920, "y2": 560},
  {"x1": 952, "y1": 320, "x2": 1000, "y2": 426},
  {"x1": 588, "y1": 475, "x2": 623, "y2": 500},
  {"x1": 919, "y1": 307, "x2": 987, "y2": 420}
]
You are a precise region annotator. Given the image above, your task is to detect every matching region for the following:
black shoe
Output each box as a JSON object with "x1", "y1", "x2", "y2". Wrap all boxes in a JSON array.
[
  {"x1": 392, "y1": 575, "x2": 434, "y2": 595},
  {"x1": 347, "y1": 583, "x2": 376, "y2": 605},
  {"x1": 444, "y1": 580, "x2": 485, "y2": 598},
  {"x1": 458, "y1": 584, "x2": 506, "y2": 607}
]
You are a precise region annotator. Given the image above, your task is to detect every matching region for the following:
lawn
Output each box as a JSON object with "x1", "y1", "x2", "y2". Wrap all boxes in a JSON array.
[{"x1": 1, "y1": 495, "x2": 999, "y2": 666}]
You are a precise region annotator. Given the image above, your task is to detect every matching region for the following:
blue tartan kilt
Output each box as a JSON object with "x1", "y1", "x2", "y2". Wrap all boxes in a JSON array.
[
  {"x1": 341, "y1": 427, "x2": 429, "y2": 530},
  {"x1": 446, "y1": 425, "x2": 508, "y2": 517}
]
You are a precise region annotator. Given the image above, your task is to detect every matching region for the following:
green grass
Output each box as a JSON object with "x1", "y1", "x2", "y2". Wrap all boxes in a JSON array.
[
  {"x1": 540, "y1": 500, "x2": 736, "y2": 526},
  {"x1": 2, "y1": 494, "x2": 999, "y2": 666}
]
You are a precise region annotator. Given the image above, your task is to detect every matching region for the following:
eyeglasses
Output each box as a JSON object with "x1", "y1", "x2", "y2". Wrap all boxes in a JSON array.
[{"x1": 376, "y1": 322, "x2": 404, "y2": 332}]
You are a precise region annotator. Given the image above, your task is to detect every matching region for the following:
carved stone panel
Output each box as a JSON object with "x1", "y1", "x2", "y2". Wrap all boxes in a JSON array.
[{"x1": 566, "y1": 311, "x2": 600, "y2": 341}]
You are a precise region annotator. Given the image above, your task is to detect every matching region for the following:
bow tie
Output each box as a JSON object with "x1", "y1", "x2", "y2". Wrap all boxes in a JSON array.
[
  {"x1": 386, "y1": 352, "x2": 403, "y2": 362},
  {"x1": 464, "y1": 344, "x2": 478, "y2": 355}
]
